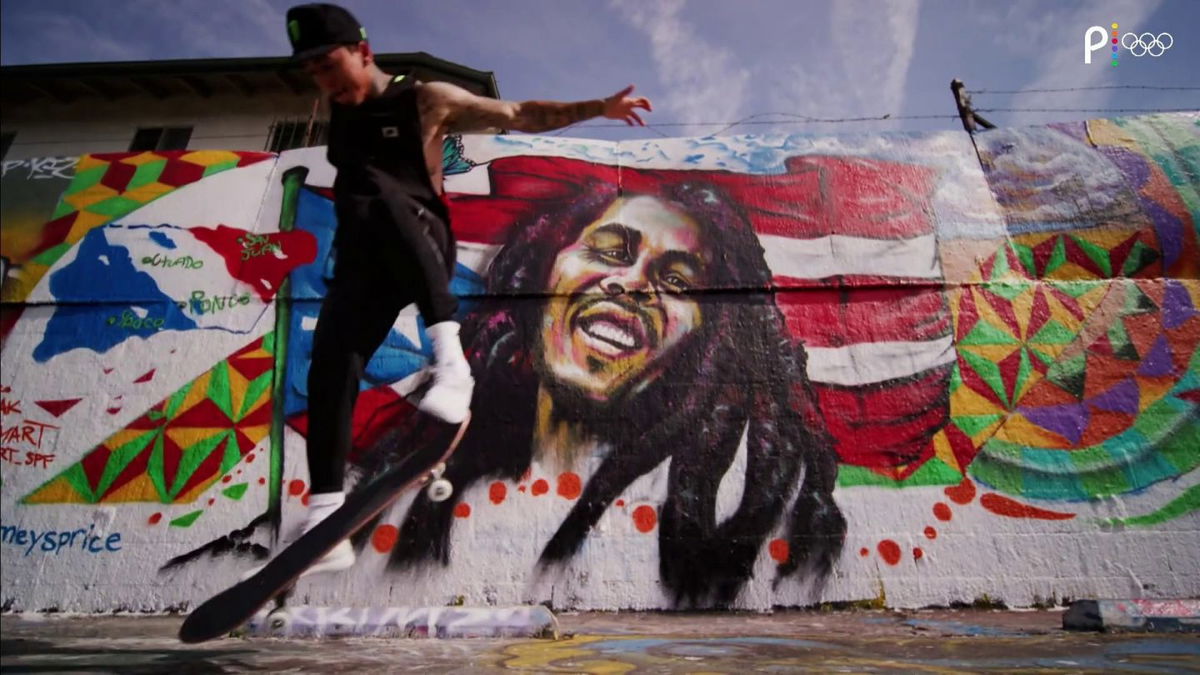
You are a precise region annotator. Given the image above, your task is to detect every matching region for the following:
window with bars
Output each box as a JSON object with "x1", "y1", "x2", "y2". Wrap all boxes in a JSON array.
[
  {"x1": 129, "y1": 127, "x2": 192, "y2": 152},
  {"x1": 266, "y1": 119, "x2": 329, "y2": 152}
]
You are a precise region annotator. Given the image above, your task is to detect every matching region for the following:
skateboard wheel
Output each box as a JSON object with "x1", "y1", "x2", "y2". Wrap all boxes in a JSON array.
[
  {"x1": 267, "y1": 608, "x2": 292, "y2": 633},
  {"x1": 427, "y1": 478, "x2": 453, "y2": 502}
]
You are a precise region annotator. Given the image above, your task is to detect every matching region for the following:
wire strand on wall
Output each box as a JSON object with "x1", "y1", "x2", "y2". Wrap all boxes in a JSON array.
[{"x1": 969, "y1": 85, "x2": 1200, "y2": 94}]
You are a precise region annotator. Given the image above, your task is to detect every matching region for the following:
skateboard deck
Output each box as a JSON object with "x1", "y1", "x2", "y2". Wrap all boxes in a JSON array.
[{"x1": 178, "y1": 414, "x2": 469, "y2": 644}]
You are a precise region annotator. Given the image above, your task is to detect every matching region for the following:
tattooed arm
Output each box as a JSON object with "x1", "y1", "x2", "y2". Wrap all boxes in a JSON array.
[{"x1": 419, "y1": 82, "x2": 652, "y2": 135}]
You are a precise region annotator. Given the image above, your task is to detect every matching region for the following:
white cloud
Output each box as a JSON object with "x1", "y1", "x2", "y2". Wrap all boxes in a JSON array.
[
  {"x1": 971, "y1": 0, "x2": 1165, "y2": 125},
  {"x1": 3, "y1": 11, "x2": 140, "y2": 63},
  {"x1": 756, "y1": 0, "x2": 921, "y2": 134},
  {"x1": 609, "y1": 0, "x2": 751, "y2": 132}
]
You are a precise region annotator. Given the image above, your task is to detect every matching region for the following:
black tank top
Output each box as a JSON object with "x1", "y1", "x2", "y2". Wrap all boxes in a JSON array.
[{"x1": 327, "y1": 73, "x2": 442, "y2": 212}]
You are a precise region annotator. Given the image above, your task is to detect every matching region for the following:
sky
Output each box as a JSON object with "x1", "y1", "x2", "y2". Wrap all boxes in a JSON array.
[{"x1": 1, "y1": 0, "x2": 1197, "y2": 141}]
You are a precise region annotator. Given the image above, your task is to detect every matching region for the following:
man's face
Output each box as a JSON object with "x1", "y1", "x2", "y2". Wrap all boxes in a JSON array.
[
  {"x1": 540, "y1": 195, "x2": 709, "y2": 403},
  {"x1": 301, "y1": 44, "x2": 371, "y2": 105}
]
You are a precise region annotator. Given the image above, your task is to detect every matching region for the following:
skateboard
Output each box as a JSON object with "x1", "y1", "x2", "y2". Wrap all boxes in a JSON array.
[{"x1": 178, "y1": 413, "x2": 470, "y2": 644}]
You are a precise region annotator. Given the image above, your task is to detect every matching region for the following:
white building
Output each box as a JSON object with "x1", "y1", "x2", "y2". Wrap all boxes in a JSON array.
[{"x1": 0, "y1": 53, "x2": 499, "y2": 160}]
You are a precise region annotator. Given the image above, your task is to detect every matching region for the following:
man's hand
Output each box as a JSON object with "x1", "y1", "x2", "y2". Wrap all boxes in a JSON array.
[{"x1": 602, "y1": 85, "x2": 653, "y2": 127}]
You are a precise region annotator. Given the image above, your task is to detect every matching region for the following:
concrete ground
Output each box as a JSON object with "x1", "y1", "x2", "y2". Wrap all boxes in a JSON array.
[{"x1": 2, "y1": 608, "x2": 1199, "y2": 673}]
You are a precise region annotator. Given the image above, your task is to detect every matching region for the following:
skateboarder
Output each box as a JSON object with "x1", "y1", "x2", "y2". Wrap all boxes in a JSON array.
[{"x1": 284, "y1": 3, "x2": 653, "y2": 574}]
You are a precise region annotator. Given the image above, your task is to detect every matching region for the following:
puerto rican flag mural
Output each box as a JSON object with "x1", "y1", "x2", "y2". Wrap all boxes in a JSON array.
[{"x1": 283, "y1": 146, "x2": 953, "y2": 483}]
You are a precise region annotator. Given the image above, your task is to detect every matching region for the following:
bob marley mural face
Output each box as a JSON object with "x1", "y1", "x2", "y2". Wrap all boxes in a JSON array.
[
  {"x1": 540, "y1": 195, "x2": 708, "y2": 403},
  {"x1": 377, "y1": 156, "x2": 852, "y2": 608}
]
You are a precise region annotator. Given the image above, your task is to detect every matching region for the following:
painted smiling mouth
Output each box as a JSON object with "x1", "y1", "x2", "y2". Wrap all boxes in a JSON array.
[
  {"x1": 582, "y1": 319, "x2": 638, "y2": 349},
  {"x1": 576, "y1": 312, "x2": 647, "y2": 352}
]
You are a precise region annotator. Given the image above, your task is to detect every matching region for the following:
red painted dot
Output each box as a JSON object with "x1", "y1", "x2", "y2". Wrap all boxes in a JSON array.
[
  {"x1": 531, "y1": 479, "x2": 549, "y2": 496},
  {"x1": 913, "y1": 547, "x2": 924, "y2": 560},
  {"x1": 944, "y1": 478, "x2": 976, "y2": 505},
  {"x1": 933, "y1": 502, "x2": 953, "y2": 521},
  {"x1": 1112, "y1": 38, "x2": 1118, "y2": 44},
  {"x1": 245, "y1": 453, "x2": 255, "y2": 463},
  {"x1": 221, "y1": 475, "x2": 232, "y2": 483},
  {"x1": 557, "y1": 472, "x2": 582, "y2": 500},
  {"x1": 878, "y1": 540, "x2": 902, "y2": 565},
  {"x1": 489, "y1": 481, "x2": 507, "y2": 505},
  {"x1": 518, "y1": 484, "x2": 527, "y2": 493},
  {"x1": 288, "y1": 479, "x2": 306, "y2": 496},
  {"x1": 208, "y1": 498, "x2": 215, "y2": 506},
  {"x1": 616, "y1": 499, "x2": 626, "y2": 507},
  {"x1": 454, "y1": 503, "x2": 472, "y2": 518},
  {"x1": 768, "y1": 538, "x2": 789, "y2": 563},
  {"x1": 859, "y1": 547, "x2": 869, "y2": 557},
  {"x1": 148, "y1": 513, "x2": 163, "y2": 525},
  {"x1": 924, "y1": 526, "x2": 937, "y2": 540},
  {"x1": 632, "y1": 505, "x2": 657, "y2": 533},
  {"x1": 372, "y1": 525, "x2": 398, "y2": 553},
  {"x1": 258, "y1": 477, "x2": 266, "y2": 485}
]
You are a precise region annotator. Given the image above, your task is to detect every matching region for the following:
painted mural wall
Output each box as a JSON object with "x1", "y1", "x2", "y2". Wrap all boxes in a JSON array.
[{"x1": 1, "y1": 112, "x2": 1197, "y2": 613}]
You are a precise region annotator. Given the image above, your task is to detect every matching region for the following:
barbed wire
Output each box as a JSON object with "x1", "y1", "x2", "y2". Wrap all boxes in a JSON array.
[
  {"x1": 976, "y1": 107, "x2": 1197, "y2": 113},
  {"x1": 550, "y1": 104, "x2": 1195, "y2": 135},
  {"x1": 970, "y1": 85, "x2": 1200, "y2": 94},
  {"x1": 550, "y1": 112, "x2": 963, "y2": 136}
]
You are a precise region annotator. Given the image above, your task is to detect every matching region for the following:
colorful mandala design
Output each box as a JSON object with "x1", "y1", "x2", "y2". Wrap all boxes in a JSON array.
[{"x1": 949, "y1": 234, "x2": 1200, "y2": 501}]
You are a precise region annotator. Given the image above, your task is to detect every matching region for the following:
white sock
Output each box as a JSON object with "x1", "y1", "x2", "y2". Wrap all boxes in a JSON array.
[
  {"x1": 426, "y1": 321, "x2": 470, "y2": 376},
  {"x1": 303, "y1": 491, "x2": 345, "y2": 533}
]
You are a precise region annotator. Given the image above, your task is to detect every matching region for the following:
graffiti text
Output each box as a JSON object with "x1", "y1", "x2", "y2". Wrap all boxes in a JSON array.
[
  {"x1": 107, "y1": 310, "x2": 166, "y2": 332},
  {"x1": 237, "y1": 233, "x2": 281, "y2": 260},
  {"x1": 141, "y1": 253, "x2": 204, "y2": 270},
  {"x1": 0, "y1": 523, "x2": 122, "y2": 556},
  {"x1": 0, "y1": 157, "x2": 78, "y2": 180},
  {"x1": 178, "y1": 290, "x2": 252, "y2": 316}
]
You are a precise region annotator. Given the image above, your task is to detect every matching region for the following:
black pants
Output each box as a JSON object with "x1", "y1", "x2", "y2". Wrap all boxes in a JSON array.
[{"x1": 306, "y1": 190, "x2": 458, "y2": 494}]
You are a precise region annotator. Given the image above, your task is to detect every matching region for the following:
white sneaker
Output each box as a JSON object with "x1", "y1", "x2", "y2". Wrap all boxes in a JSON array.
[
  {"x1": 417, "y1": 366, "x2": 474, "y2": 424},
  {"x1": 240, "y1": 492, "x2": 357, "y2": 581},
  {"x1": 419, "y1": 321, "x2": 474, "y2": 424}
]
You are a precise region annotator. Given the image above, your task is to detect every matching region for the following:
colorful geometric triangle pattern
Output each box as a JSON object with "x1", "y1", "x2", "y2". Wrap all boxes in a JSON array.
[
  {"x1": 952, "y1": 235, "x2": 1200, "y2": 501},
  {"x1": 17, "y1": 150, "x2": 274, "y2": 303},
  {"x1": 21, "y1": 334, "x2": 276, "y2": 504}
]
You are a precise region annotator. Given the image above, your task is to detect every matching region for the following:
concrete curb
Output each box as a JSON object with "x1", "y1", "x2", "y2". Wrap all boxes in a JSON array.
[
  {"x1": 243, "y1": 605, "x2": 558, "y2": 639},
  {"x1": 1064, "y1": 599, "x2": 1200, "y2": 633}
]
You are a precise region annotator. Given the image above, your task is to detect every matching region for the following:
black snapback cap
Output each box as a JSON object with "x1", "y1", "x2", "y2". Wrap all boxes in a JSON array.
[{"x1": 286, "y1": 4, "x2": 367, "y2": 61}]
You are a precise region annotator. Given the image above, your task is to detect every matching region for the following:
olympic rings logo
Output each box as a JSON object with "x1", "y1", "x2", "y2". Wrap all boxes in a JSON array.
[{"x1": 1120, "y1": 32, "x2": 1173, "y2": 57}]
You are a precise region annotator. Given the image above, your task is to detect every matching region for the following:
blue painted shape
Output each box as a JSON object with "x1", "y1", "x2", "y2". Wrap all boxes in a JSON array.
[
  {"x1": 148, "y1": 230, "x2": 177, "y2": 249},
  {"x1": 33, "y1": 227, "x2": 196, "y2": 362}
]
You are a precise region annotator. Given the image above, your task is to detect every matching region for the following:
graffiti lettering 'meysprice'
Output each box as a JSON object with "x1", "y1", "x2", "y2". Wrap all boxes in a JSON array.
[{"x1": 0, "y1": 523, "x2": 122, "y2": 556}]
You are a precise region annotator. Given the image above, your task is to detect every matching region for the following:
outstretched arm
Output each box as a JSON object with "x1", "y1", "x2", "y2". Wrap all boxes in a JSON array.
[{"x1": 420, "y1": 82, "x2": 652, "y2": 134}]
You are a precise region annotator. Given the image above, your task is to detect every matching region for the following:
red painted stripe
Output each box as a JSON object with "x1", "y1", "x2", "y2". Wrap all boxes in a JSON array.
[
  {"x1": 812, "y1": 367, "x2": 951, "y2": 469},
  {"x1": 979, "y1": 493, "x2": 1076, "y2": 520},
  {"x1": 445, "y1": 155, "x2": 939, "y2": 243},
  {"x1": 777, "y1": 284, "x2": 950, "y2": 347},
  {"x1": 812, "y1": 365, "x2": 950, "y2": 424}
]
